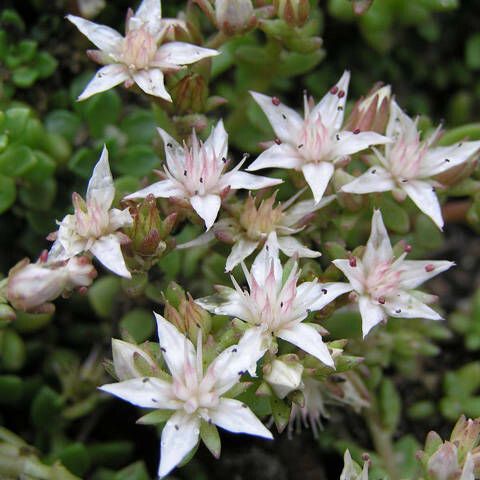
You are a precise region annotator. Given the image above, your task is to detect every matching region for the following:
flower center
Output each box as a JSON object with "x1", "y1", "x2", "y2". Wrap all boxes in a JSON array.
[
  {"x1": 297, "y1": 116, "x2": 333, "y2": 164},
  {"x1": 74, "y1": 200, "x2": 111, "y2": 239},
  {"x1": 122, "y1": 27, "x2": 157, "y2": 70},
  {"x1": 364, "y1": 260, "x2": 400, "y2": 301},
  {"x1": 389, "y1": 135, "x2": 426, "y2": 181}
]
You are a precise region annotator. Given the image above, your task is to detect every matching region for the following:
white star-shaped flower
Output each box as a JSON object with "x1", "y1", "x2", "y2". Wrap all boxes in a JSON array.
[
  {"x1": 333, "y1": 210, "x2": 454, "y2": 337},
  {"x1": 341, "y1": 100, "x2": 480, "y2": 229},
  {"x1": 197, "y1": 237, "x2": 352, "y2": 367},
  {"x1": 100, "y1": 314, "x2": 272, "y2": 478},
  {"x1": 67, "y1": 0, "x2": 219, "y2": 101},
  {"x1": 50, "y1": 147, "x2": 133, "y2": 278},
  {"x1": 124, "y1": 121, "x2": 282, "y2": 230},
  {"x1": 247, "y1": 71, "x2": 390, "y2": 203}
]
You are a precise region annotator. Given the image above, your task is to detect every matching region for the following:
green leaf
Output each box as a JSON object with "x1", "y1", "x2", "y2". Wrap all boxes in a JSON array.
[
  {"x1": 200, "y1": 419, "x2": 221, "y2": 458},
  {"x1": 69, "y1": 147, "x2": 99, "y2": 178},
  {"x1": 119, "y1": 309, "x2": 155, "y2": 343},
  {"x1": 5, "y1": 107, "x2": 31, "y2": 138},
  {"x1": 45, "y1": 110, "x2": 82, "y2": 143},
  {"x1": 87, "y1": 442, "x2": 134, "y2": 469},
  {"x1": 14, "y1": 310, "x2": 53, "y2": 333},
  {"x1": 116, "y1": 145, "x2": 159, "y2": 177},
  {"x1": 19, "y1": 177, "x2": 57, "y2": 211},
  {"x1": 33, "y1": 51, "x2": 58, "y2": 78},
  {"x1": 57, "y1": 443, "x2": 91, "y2": 477},
  {"x1": 12, "y1": 66, "x2": 38, "y2": 88},
  {"x1": 83, "y1": 90, "x2": 121, "y2": 137},
  {"x1": 270, "y1": 396, "x2": 291, "y2": 433},
  {"x1": 0, "y1": 174, "x2": 16, "y2": 213},
  {"x1": 120, "y1": 109, "x2": 156, "y2": 145},
  {"x1": 0, "y1": 375, "x2": 24, "y2": 405},
  {"x1": 21, "y1": 150, "x2": 56, "y2": 183},
  {"x1": 0, "y1": 328, "x2": 25, "y2": 371},
  {"x1": 88, "y1": 276, "x2": 122, "y2": 317},
  {"x1": 114, "y1": 462, "x2": 150, "y2": 480},
  {"x1": 378, "y1": 196, "x2": 410, "y2": 234},
  {"x1": 30, "y1": 386, "x2": 64, "y2": 431},
  {"x1": 0, "y1": 145, "x2": 36, "y2": 177},
  {"x1": 137, "y1": 409, "x2": 172, "y2": 425},
  {"x1": 466, "y1": 33, "x2": 480, "y2": 70}
]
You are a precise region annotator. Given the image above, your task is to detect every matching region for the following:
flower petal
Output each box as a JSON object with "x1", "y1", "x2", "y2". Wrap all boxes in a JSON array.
[
  {"x1": 133, "y1": 68, "x2": 171, "y2": 100},
  {"x1": 281, "y1": 195, "x2": 335, "y2": 227},
  {"x1": 423, "y1": 141, "x2": 480, "y2": 177},
  {"x1": 159, "y1": 412, "x2": 200, "y2": 478},
  {"x1": 157, "y1": 128, "x2": 185, "y2": 178},
  {"x1": 250, "y1": 234, "x2": 282, "y2": 286},
  {"x1": 133, "y1": 0, "x2": 162, "y2": 35},
  {"x1": 250, "y1": 91, "x2": 304, "y2": 144},
  {"x1": 301, "y1": 162, "x2": 335, "y2": 203},
  {"x1": 358, "y1": 295, "x2": 385, "y2": 337},
  {"x1": 276, "y1": 236, "x2": 320, "y2": 258},
  {"x1": 307, "y1": 282, "x2": 353, "y2": 311},
  {"x1": 204, "y1": 120, "x2": 228, "y2": 162},
  {"x1": 386, "y1": 100, "x2": 418, "y2": 143},
  {"x1": 384, "y1": 292, "x2": 442, "y2": 320},
  {"x1": 112, "y1": 339, "x2": 156, "y2": 381},
  {"x1": 190, "y1": 194, "x2": 221, "y2": 230},
  {"x1": 363, "y1": 209, "x2": 393, "y2": 268},
  {"x1": 398, "y1": 260, "x2": 454, "y2": 290},
  {"x1": 209, "y1": 398, "x2": 273, "y2": 439},
  {"x1": 225, "y1": 238, "x2": 259, "y2": 272},
  {"x1": 247, "y1": 143, "x2": 303, "y2": 172},
  {"x1": 154, "y1": 313, "x2": 196, "y2": 378},
  {"x1": 124, "y1": 179, "x2": 183, "y2": 200},
  {"x1": 277, "y1": 322, "x2": 334, "y2": 367},
  {"x1": 90, "y1": 234, "x2": 131, "y2": 278},
  {"x1": 332, "y1": 259, "x2": 366, "y2": 294},
  {"x1": 402, "y1": 179, "x2": 444, "y2": 230},
  {"x1": 87, "y1": 146, "x2": 115, "y2": 210},
  {"x1": 67, "y1": 15, "x2": 122, "y2": 53},
  {"x1": 99, "y1": 377, "x2": 174, "y2": 409},
  {"x1": 109, "y1": 208, "x2": 133, "y2": 230},
  {"x1": 196, "y1": 286, "x2": 250, "y2": 320},
  {"x1": 341, "y1": 167, "x2": 395, "y2": 194},
  {"x1": 78, "y1": 64, "x2": 129, "y2": 101},
  {"x1": 155, "y1": 42, "x2": 219, "y2": 66},
  {"x1": 177, "y1": 230, "x2": 215, "y2": 250},
  {"x1": 333, "y1": 131, "x2": 391, "y2": 158},
  {"x1": 223, "y1": 170, "x2": 282, "y2": 191}
]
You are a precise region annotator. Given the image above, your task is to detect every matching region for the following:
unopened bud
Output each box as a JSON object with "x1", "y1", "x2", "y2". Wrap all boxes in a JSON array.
[
  {"x1": 171, "y1": 74, "x2": 208, "y2": 114},
  {"x1": 112, "y1": 338, "x2": 157, "y2": 381},
  {"x1": 264, "y1": 356, "x2": 303, "y2": 399},
  {"x1": 215, "y1": 0, "x2": 256, "y2": 35},
  {"x1": 273, "y1": 0, "x2": 310, "y2": 27},
  {"x1": 180, "y1": 294, "x2": 212, "y2": 340}
]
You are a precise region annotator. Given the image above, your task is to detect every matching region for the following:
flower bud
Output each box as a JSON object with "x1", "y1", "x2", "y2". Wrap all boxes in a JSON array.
[
  {"x1": 179, "y1": 294, "x2": 212, "y2": 341},
  {"x1": 450, "y1": 416, "x2": 480, "y2": 462},
  {"x1": 171, "y1": 73, "x2": 208, "y2": 114},
  {"x1": 264, "y1": 356, "x2": 304, "y2": 399},
  {"x1": 273, "y1": 0, "x2": 310, "y2": 27},
  {"x1": 427, "y1": 442, "x2": 460, "y2": 480},
  {"x1": 111, "y1": 338, "x2": 157, "y2": 381},
  {"x1": 215, "y1": 0, "x2": 256, "y2": 35},
  {"x1": 344, "y1": 84, "x2": 391, "y2": 134}
]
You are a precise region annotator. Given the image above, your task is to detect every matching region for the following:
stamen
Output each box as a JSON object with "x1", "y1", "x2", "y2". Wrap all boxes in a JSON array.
[
  {"x1": 272, "y1": 97, "x2": 281, "y2": 106},
  {"x1": 425, "y1": 264, "x2": 435, "y2": 272},
  {"x1": 330, "y1": 86, "x2": 339, "y2": 94}
]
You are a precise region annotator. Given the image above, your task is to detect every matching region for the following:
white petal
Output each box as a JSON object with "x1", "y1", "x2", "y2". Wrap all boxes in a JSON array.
[
  {"x1": 277, "y1": 323, "x2": 334, "y2": 367},
  {"x1": 209, "y1": 398, "x2": 273, "y2": 439},
  {"x1": 247, "y1": 143, "x2": 303, "y2": 171},
  {"x1": 301, "y1": 162, "x2": 334, "y2": 203},
  {"x1": 78, "y1": 64, "x2": 129, "y2": 101},
  {"x1": 124, "y1": 179, "x2": 184, "y2": 200},
  {"x1": 87, "y1": 146, "x2": 114, "y2": 210},
  {"x1": 341, "y1": 167, "x2": 395, "y2": 194},
  {"x1": 190, "y1": 194, "x2": 221, "y2": 230},
  {"x1": 398, "y1": 260, "x2": 454, "y2": 290},
  {"x1": 99, "y1": 377, "x2": 174, "y2": 409},
  {"x1": 157, "y1": 128, "x2": 185, "y2": 178},
  {"x1": 251, "y1": 235, "x2": 282, "y2": 287},
  {"x1": 250, "y1": 91, "x2": 304, "y2": 144},
  {"x1": 402, "y1": 180, "x2": 444, "y2": 230},
  {"x1": 223, "y1": 171, "x2": 282, "y2": 191},
  {"x1": 159, "y1": 412, "x2": 200, "y2": 478},
  {"x1": 460, "y1": 452, "x2": 475, "y2": 480},
  {"x1": 384, "y1": 292, "x2": 442, "y2": 320},
  {"x1": 333, "y1": 131, "x2": 390, "y2": 157},
  {"x1": 310, "y1": 71, "x2": 350, "y2": 131},
  {"x1": 90, "y1": 234, "x2": 131, "y2": 278},
  {"x1": 156, "y1": 42, "x2": 219, "y2": 66},
  {"x1": 196, "y1": 287, "x2": 250, "y2": 320},
  {"x1": 423, "y1": 141, "x2": 480, "y2": 177},
  {"x1": 109, "y1": 208, "x2": 133, "y2": 230},
  {"x1": 133, "y1": 0, "x2": 162, "y2": 35},
  {"x1": 112, "y1": 339, "x2": 156, "y2": 381},
  {"x1": 204, "y1": 120, "x2": 228, "y2": 162},
  {"x1": 363, "y1": 210, "x2": 393, "y2": 268},
  {"x1": 386, "y1": 100, "x2": 418, "y2": 143},
  {"x1": 307, "y1": 282, "x2": 353, "y2": 311},
  {"x1": 225, "y1": 238, "x2": 259, "y2": 272},
  {"x1": 177, "y1": 230, "x2": 215, "y2": 250},
  {"x1": 154, "y1": 313, "x2": 195, "y2": 378},
  {"x1": 332, "y1": 259, "x2": 366, "y2": 294},
  {"x1": 281, "y1": 195, "x2": 335, "y2": 227},
  {"x1": 277, "y1": 236, "x2": 320, "y2": 258},
  {"x1": 358, "y1": 296, "x2": 385, "y2": 337},
  {"x1": 67, "y1": 15, "x2": 122, "y2": 53},
  {"x1": 133, "y1": 68, "x2": 171, "y2": 100}
]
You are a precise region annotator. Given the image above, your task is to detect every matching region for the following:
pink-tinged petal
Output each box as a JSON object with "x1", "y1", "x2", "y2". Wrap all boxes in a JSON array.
[
  {"x1": 133, "y1": 68, "x2": 171, "y2": 100},
  {"x1": 177, "y1": 230, "x2": 215, "y2": 250},
  {"x1": 78, "y1": 64, "x2": 129, "y2": 101},
  {"x1": 196, "y1": 286, "x2": 250, "y2": 320},
  {"x1": 250, "y1": 91, "x2": 304, "y2": 144},
  {"x1": 155, "y1": 42, "x2": 219, "y2": 66},
  {"x1": 358, "y1": 296, "x2": 386, "y2": 337},
  {"x1": 223, "y1": 170, "x2": 282, "y2": 191},
  {"x1": 90, "y1": 234, "x2": 131, "y2": 278},
  {"x1": 398, "y1": 260, "x2": 454, "y2": 290},
  {"x1": 386, "y1": 100, "x2": 417, "y2": 144},
  {"x1": 363, "y1": 210, "x2": 393, "y2": 268},
  {"x1": 133, "y1": 0, "x2": 162, "y2": 35},
  {"x1": 209, "y1": 398, "x2": 273, "y2": 439},
  {"x1": 384, "y1": 292, "x2": 442, "y2": 320},
  {"x1": 333, "y1": 131, "x2": 391, "y2": 158},
  {"x1": 341, "y1": 167, "x2": 395, "y2": 194},
  {"x1": 157, "y1": 128, "x2": 185, "y2": 178},
  {"x1": 402, "y1": 180, "x2": 444, "y2": 230},
  {"x1": 282, "y1": 195, "x2": 335, "y2": 227},
  {"x1": 301, "y1": 162, "x2": 334, "y2": 204},
  {"x1": 87, "y1": 146, "x2": 114, "y2": 209},
  {"x1": 332, "y1": 259, "x2": 366, "y2": 294},
  {"x1": 276, "y1": 236, "x2": 320, "y2": 258},
  {"x1": 112, "y1": 339, "x2": 156, "y2": 381},
  {"x1": 251, "y1": 234, "x2": 282, "y2": 286},
  {"x1": 422, "y1": 140, "x2": 480, "y2": 177},
  {"x1": 158, "y1": 412, "x2": 200, "y2": 478},
  {"x1": 99, "y1": 377, "x2": 174, "y2": 409},
  {"x1": 310, "y1": 71, "x2": 350, "y2": 131},
  {"x1": 124, "y1": 179, "x2": 184, "y2": 200},
  {"x1": 247, "y1": 143, "x2": 303, "y2": 172},
  {"x1": 460, "y1": 452, "x2": 475, "y2": 480},
  {"x1": 154, "y1": 313, "x2": 195, "y2": 378},
  {"x1": 67, "y1": 15, "x2": 122, "y2": 53},
  {"x1": 307, "y1": 282, "x2": 353, "y2": 311},
  {"x1": 204, "y1": 120, "x2": 228, "y2": 161},
  {"x1": 109, "y1": 208, "x2": 133, "y2": 230},
  {"x1": 190, "y1": 194, "x2": 221, "y2": 230},
  {"x1": 225, "y1": 238, "x2": 259, "y2": 272},
  {"x1": 277, "y1": 322, "x2": 334, "y2": 367}
]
